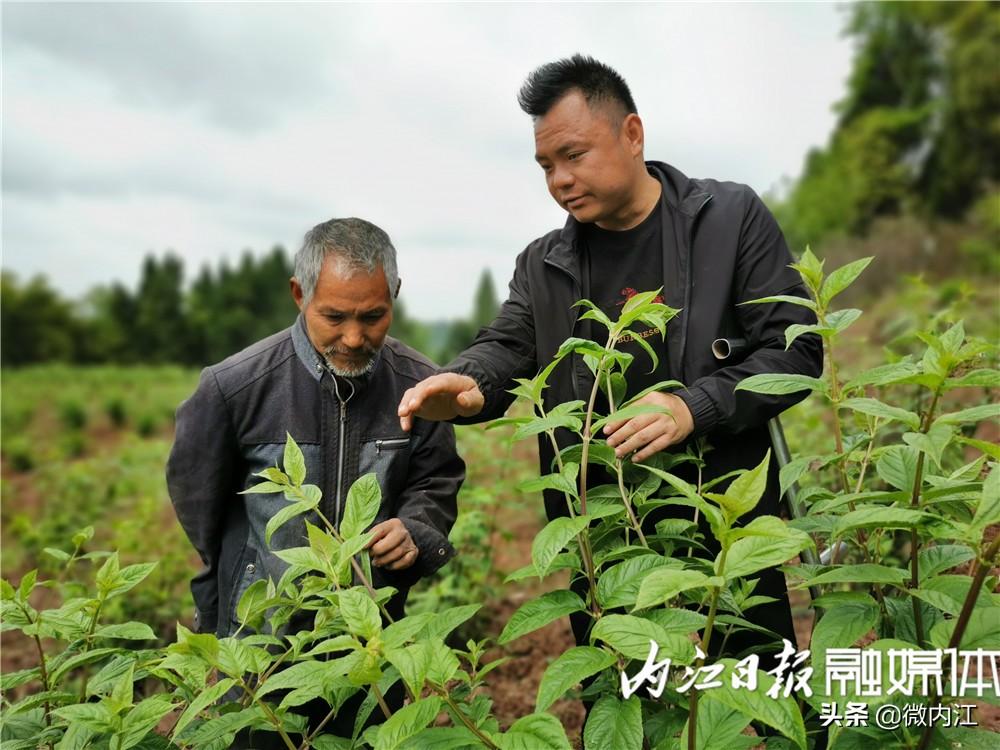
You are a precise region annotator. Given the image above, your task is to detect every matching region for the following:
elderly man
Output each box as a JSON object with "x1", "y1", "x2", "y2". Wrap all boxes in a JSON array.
[
  {"x1": 398, "y1": 56, "x2": 823, "y2": 665},
  {"x1": 167, "y1": 217, "x2": 464, "y2": 640}
]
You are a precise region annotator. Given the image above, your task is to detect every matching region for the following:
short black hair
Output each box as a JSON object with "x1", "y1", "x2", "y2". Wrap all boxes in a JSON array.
[{"x1": 518, "y1": 54, "x2": 637, "y2": 123}]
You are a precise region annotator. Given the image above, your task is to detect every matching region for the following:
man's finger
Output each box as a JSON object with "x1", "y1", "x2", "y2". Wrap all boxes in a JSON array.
[
  {"x1": 632, "y1": 434, "x2": 675, "y2": 463},
  {"x1": 613, "y1": 422, "x2": 667, "y2": 458},
  {"x1": 385, "y1": 547, "x2": 418, "y2": 571},
  {"x1": 605, "y1": 414, "x2": 656, "y2": 447}
]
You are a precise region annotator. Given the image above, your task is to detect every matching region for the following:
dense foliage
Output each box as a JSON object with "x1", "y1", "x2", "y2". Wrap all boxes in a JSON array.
[{"x1": 3, "y1": 254, "x2": 996, "y2": 749}]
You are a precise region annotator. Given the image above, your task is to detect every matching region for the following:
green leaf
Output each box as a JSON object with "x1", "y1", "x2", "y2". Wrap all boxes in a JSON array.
[
  {"x1": 583, "y1": 695, "x2": 642, "y2": 750},
  {"x1": 416, "y1": 603, "x2": 480, "y2": 642},
  {"x1": 497, "y1": 712, "x2": 571, "y2": 750},
  {"x1": 178, "y1": 706, "x2": 266, "y2": 746},
  {"x1": 844, "y1": 360, "x2": 921, "y2": 391},
  {"x1": 424, "y1": 639, "x2": 460, "y2": 686},
  {"x1": 809, "y1": 601, "x2": 877, "y2": 671},
  {"x1": 94, "y1": 623, "x2": 156, "y2": 641},
  {"x1": 339, "y1": 589, "x2": 381, "y2": 641},
  {"x1": 680, "y1": 698, "x2": 753, "y2": 750},
  {"x1": 171, "y1": 678, "x2": 236, "y2": 737},
  {"x1": 118, "y1": 695, "x2": 176, "y2": 750},
  {"x1": 735, "y1": 373, "x2": 827, "y2": 396},
  {"x1": 875, "y1": 446, "x2": 919, "y2": 492},
  {"x1": 832, "y1": 506, "x2": 933, "y2": 538},
  {"x1": 935, "y1": 403, "x2": 1000, "y2": 425},
  {"x1": 633, "y1": 568, "x2": 721, "y2": 611},
  {"x1": 597, "y1": 554, "x2": 677, "y2": 609},
  {"x1": 840, "y1": 398, "x2": 920, "y2": 431},
  {"x1": 930, "y1": 609, "x2": 1000, "y2": 650},
  {"x1": 531, "y1": 516, "x2": 590, "y2": 578},
  {"x1": 819, "y1": 256, "x2": 873, "y2": 306},
  {"x1": 518, "y1": 463, "x2": 579, "y2": 499},
  {"x1": 902, "y1": 422, "x2": 955, "y2": 470},
  {"x1": 341, "y1": 473, "x2": 382, "y2": 539},
  {"x1": 384, "y1": 642, "x2": 432, "y2": 697},
  {"x1": 946, "y1": 369, "x2": 1000, "y2": 389},
  {"x1": 957, "y1": 437, "x2": 1000, "y2": 460},
  {"x1": 721, "y1": 527, "x2": 812, "y2": 580},
  {"x1": 792, "y1": 564, "x2": 908, "y2": 589},
  {"x1": 590, "y1": 615, "x2": 695, "y2": 662},
  {"x1": 970, "y1": 464, "x2": 1000, "y2": 536},
  {"x1": 536, "y1": 646, "x2": 616, "y2": 712},
  {"x1": 711, "y1": 450, "x2": 770, "y2": 523},
  {"x1": 53, "y1": 703, "x2": 116, "y2": 733},
  {"x1": 504, "y1": 553, "x2": 579, "y2": 583},
  {"x1": 265, "y1": 498, "x2": 318, "y2": 546},
  {"x1": 104, "y1": 560, "x2": 157, "y2": 597},
  {"x1": 238, "y1": 480, "x2": 286, "y2": 494},
  {"x1": 381, "y1": 612, "x2": 436, "y2": 649},
  {"x1": 498, "y1": 590, "x2": 585, "y2": 645},
  {"x1": 283, "y1": 433, "x2": 306, "y2": 486},
  {"x1": 702, "y1": 660, "x2": 807, "y2": 750},
  {"x1": 918, "y1": 545, "x2": 976, "y2": 582},
  {"x1": 44, "y1": 547, "x2": 72, "y2": 563},
  {"x1": 513, "y1": 414, "x2": 584, "y2": 441},
  {"x1": 740, "y1": 294, "x2": 817, "y2": 311},
  {"x1": 49, "y1": 647, "x2": 121, "y2": 684},
  {"x1": 555, "y1": 336, "x2": 608, "y2": 361},
  {"x1": 255, "y1": 466, "x2": 289, "y2": 484}
]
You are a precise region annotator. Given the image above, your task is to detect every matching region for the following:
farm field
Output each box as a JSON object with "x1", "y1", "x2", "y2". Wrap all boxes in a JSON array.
[{"x1": 1, "y1": 268, "x2": 998, "y2": 749}]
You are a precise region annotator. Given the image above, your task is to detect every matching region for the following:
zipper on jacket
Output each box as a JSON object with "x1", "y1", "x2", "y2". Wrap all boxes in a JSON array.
[
  {"x1": 329, "y1": 374, "x2": 355, "y2": 529},
  {"x1": 375, "y1": 437, "x2": 410, "y2": 454}
]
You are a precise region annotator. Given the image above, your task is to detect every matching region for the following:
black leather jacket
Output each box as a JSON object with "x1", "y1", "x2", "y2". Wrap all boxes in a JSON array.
[
  {"x1": 447, "y1": 161, "x2": 823, "y2": 521},
  {"x1": 167, "y1": 316, "x2": 464, "y2": 635}
]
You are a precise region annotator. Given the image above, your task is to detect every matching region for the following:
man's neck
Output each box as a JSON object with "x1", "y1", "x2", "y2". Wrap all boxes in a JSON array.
[{"x1": 597, "y1": 170, "x2": 662, "y2": 231}]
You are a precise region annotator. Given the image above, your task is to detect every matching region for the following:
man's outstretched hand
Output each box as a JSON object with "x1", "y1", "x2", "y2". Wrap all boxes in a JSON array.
[{"x1": 397, "y1": 373, "x2": 485, "y2": 431}]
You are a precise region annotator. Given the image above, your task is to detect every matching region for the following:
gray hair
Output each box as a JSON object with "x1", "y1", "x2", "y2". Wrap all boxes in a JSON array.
[{"x1": 294, "y1": 217, "x2": 399, "y2": 306}]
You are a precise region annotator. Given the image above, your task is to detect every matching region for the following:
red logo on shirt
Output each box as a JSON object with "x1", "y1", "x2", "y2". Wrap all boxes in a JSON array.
[{"x1": 617, "y1": 287, "x2": 664, "y2": 307}]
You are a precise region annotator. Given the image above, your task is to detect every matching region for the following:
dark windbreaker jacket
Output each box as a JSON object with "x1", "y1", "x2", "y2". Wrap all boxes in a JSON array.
[
  {"x1": 167, "y1": 317, "x2": 464, "y2": 635},
  {"x1": 447, "y1": 161, "x2": 824, "y2": 522}
]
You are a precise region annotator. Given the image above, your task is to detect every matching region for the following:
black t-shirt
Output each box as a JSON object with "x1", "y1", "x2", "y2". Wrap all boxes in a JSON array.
[{"x1": 582, "y1": 201, "x2": 669, "y2": 410}]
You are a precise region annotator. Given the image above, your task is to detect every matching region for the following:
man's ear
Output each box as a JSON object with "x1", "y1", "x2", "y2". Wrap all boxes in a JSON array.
[
  {"x1": 622, "y1": 113, "x2": 645, "y2": 157},
  {"x1": 393, "y1": 278, "x2": 402, "y2": 299},
  {"x1": 290, "y1": 277, "x2": 305, "y2": 311}
]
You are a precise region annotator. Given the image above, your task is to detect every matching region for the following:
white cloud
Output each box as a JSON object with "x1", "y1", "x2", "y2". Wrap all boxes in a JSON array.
[{"x1": 2, "y1": 2, "x2": 852, "y2": 319}]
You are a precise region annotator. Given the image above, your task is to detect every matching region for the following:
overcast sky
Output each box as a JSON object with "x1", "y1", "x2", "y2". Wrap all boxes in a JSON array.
[{"x1": 3, "y1": 2, "x2": 854, "y2": 319}]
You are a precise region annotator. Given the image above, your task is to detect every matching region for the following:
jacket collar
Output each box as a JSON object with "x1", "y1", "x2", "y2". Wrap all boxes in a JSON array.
[
  {"x1": 290, "y1": 313, "x2": 381, "y2": 394},
  {"x1": 545, "y1": 160, "x2": 712, "y2": 269}
]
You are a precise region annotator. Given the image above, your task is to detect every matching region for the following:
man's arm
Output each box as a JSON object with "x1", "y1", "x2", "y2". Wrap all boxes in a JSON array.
[
  {"x1": 165, "y1": 367, "x2": 239, "y2": 633},
  {"x1": 398, "y1": 247, "x2": 539, "y2": 430},
  {"x1": 604, "y1": 191, "x2": 822, "y2": 458},
  {"x1": 368, "y1": 418, "x2": 465, "y2": 587},
  {"x1": 676, "y1": 191, "x2": 823, "y2": 436}
]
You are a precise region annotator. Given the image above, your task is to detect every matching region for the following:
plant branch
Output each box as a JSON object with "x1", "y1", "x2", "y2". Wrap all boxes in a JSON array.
[{"x1": 915, "y1": 532, "x2": 1000, "y2": 750}]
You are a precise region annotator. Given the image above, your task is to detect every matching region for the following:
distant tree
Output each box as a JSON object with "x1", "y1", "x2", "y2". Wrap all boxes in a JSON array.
[
  {"x1": 439, "y1": 270, "x2": 500, "y2": 363},
  {"x1": 775, "y1": 2, "x2": 1000, "y2": 252},
  {"x1": 0, "y1": 273, "x2": 82, "y2": 366},
  {"x1": 471, "y1": 269, "x2": 500, "y2": 329},
  {"x1": 389, "y1": 297, "x2": 434, "y2": 360},
  {"x1": 133, "y1": 253, "x2": 190, "y2": 363}
]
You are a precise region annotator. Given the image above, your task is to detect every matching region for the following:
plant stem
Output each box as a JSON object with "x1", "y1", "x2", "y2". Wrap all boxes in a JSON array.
[
  {"x1": 437, "y1": 689, "x2": 500, "y2": 749},
  {"x1": 78, "y1": 596, "x2": 105, "y2": 701},
  {"x1": 907, "y1": 388, "x2": 941, "y2": 649},
  {"x1": 603, "y1": 366, "x2": 649, "y2": 547},
  {"x1": 915, "y1": 532, "x2": 1000, "y2": 750},
  {"x1": 373, "y1": 684, "x2": 392, "y2": 720},
  {"x1": 240, "y1": 678, "x2": 298, "y2": 750},
  {"x1": 689, "y1": 547, "x2": 727, "y2": 750},
  {"x1": 19, "y1": 603, "x2": 51, "y2": 726}
]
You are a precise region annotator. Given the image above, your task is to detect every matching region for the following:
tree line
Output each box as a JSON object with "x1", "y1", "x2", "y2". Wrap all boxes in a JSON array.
[{"x1": 0, "y1": 249, "x2": 499, "y2": 368}]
